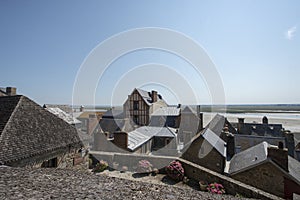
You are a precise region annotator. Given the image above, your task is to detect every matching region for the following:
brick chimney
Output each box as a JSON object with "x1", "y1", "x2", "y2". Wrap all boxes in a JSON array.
[
  {"x1": 267, "y1": 142, "x2": 288, "y2": 172},
  {"x1": 6, "y1": 87, "x2": 16, "y2": 96},
  {"x1": 151, "y1": 90, "x2": 158, "y2": 103},
  {"x1": 112, "y1": 131, "x2": 128, "y2": 150}
]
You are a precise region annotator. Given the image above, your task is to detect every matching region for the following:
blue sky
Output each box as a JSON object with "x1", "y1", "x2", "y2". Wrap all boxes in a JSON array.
[{"x1": 0, "y1": 1, "x2": 299, "y2": 105}]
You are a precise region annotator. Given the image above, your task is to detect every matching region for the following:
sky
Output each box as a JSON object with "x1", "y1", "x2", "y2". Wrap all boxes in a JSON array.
[{"x1": 0, "y1": 0, "x2": 300, "y2": 106}]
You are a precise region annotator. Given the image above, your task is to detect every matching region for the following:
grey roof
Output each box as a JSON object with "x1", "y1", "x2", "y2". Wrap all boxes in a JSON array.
[
  {"x1": 202, "y1": 129, "x2": 226, "y2": 157},
  {"x1": 43, "y1": 104, "x2": 73, "y2": 113},
  {"x1": 128, "y1": 126, "x2": 176, "y2": 151},
  {"x1": 288, "y1": 156, "x2": 300, "y2": 184},
  {"x1": 99, "y1": 118, "x2": 134, "y2": 133},
  {"x1": 229, "y1": 142, "x2": 269, "y2": 175},
  {"x1": 45, "y1": 107, "x2": 81, "y2": 125},
  {"x1": 229, "y1": 141, "x2": 300, "y2": 185},
  {"x1": 181, "y1": 114, "x2": 227, "y2": 157},
  {"x1": 102, "y1": 109, "x2": 124, "y2": 119},
  {"x1": 181, "y1": 106, "x2": 197, "y2": 114},
  {"x1": 207, "y1": 114, "x2": 226, "y2": 134},
  {"x1": 151, "y1": 107, "x2": 180, "y2": 116},
  {"x1": 136, "y1": 88, "x2": 164, "y2": 106},
  {"x1": 200, "y1": 114, "x2": 227, "y2": 157},
  {"x1": 0, "y1": 95, "x2": 82, "y2": 166}
]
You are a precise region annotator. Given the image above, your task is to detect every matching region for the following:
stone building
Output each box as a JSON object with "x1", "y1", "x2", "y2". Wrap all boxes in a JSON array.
[
  {"x1": 229, "y1": 141, "x2": 300, "y2": 199},
  {"x1": 95, "y1": 88, "x2": 204, "y2": 156},
  {"x1": 127, "y1": 126, "x2": 177, "y2": 155},
  {"x1": 181, "y1": 114, "x2": 229, "y2": 174},
  {"x1": 0, "y1": 95, "x2": 86, "y2": 168},
  {"x1": 232, "y1": 117, "x2": 295, "y2": 157},
  {"x1": 93, "y1": 125, "x2": 177, "y2": 156}
]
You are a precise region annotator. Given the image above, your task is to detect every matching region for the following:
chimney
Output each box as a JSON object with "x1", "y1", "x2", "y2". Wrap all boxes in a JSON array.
[
  {"x1": 262, "y1": 116, "x2": 268, "y2": 124},
  {"x1": 237, "y1": 118, "x2": 244, "y2": 133},
  {"x1": 6, "y1": 87, "x2": 16, "y2": 96},
  {"x1": 267, "y1": 142, "x2": 288, "y2": 172},
  {"x1": 112, "y1": 131, "x2": 128, "y2": 150},
  {"x1": 79, "y1": 105, "x2": 84, "y2": 112},
  {"x1": 196, "y1": 105, "x2": 201, "y2": 116},
  {"x1": 151, "y1": 90, "x2": 158, "y2": 103},
  {"x1": 198, "y1": 113, "x2": 203, "y2": 132}
]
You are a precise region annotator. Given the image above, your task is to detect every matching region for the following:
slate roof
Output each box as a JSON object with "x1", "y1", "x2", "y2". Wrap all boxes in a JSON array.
[
  {"x1": 136, "y1": 88, "x2": 164, "y2": 106},
  {"x1": 99, "y1": 118, "x2": 134, "y2": 134},
  {"x1": 151, "y1": 106, "x2": 180, "y2": 116},
  {"x1": 202, "y1": 128, "x2": 226, "y2": 157},
  {"x1": 228, "y1": 142, "x2": 269, "y2": 175},
  {"x1": 288, "y1": 156, "x2": 300, "y2": 185},
  {"x1": 200, "y1": 114, "x2": 227, "y2": 157},
  {"x1": 181, "y1": 114, "x2": 227, "y2": 157},
  {"x1": 77, "y1": 111, "x2": 104, "y2": 119},
  {"x1": 45, "y1": 107, "x2": 81, "y2": 125},
  {"x1": 43, "y1": 104, "x2": 73, "y2": 114},
  {"x1": 0, "y1": 95, "x2": 82, "y2": 166},
  {"x1": 102, "y1": 109, "x2": 124, "y2": 119},
  {"x1": 181, "y1": 106, "x2": 197, "y2": 114},
  {"x1": 128, "y1": 126, "x2": 176, "y2": 151},
  {"x1": 136, "y1": 88, "x2": 153, "y2": 105},
  {"x1": 229, "y1": 141, "x2": 300, "y2": 185},
  {"x1": 207, "y1": 114, "x2": 226, "y2": 134}
]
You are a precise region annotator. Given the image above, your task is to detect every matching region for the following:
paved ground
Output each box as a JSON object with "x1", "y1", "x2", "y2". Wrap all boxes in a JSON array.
[{"x1": 0, "y1": 167, "x2": 252, "y2": 200}]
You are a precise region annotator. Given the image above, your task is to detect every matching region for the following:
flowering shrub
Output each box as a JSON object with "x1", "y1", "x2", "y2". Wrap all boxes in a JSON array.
[
  {"x1": 206, "y1": 183, "x2": 225, "y2": 194},
  {"x1": 165, "y1": 160, "x2": 184, "y2": 181},
  {"x1": 92, "y1": 160, "x2": 108, "y2": 173},
  {"x1": 137, "y1": 160, "x2": 153, "y2": 173}
]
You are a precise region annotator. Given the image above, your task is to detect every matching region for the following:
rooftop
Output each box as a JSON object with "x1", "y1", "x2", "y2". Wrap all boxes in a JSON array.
[
  {"x1": 0, "y1": 167, "x2": 251, "y2": 200},
  {"x1": 128, "y1": 126, "x2": 176, "y2": 151},
  {"x1": 0, "y1": 95, "x2": 82, "y2": 166}
]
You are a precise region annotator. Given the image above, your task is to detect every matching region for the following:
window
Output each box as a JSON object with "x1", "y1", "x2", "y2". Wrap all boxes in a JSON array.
[
  {"x1": 41, "y1": 157, "x2": 57, "y2": 168},
  {"x1": 133, "y1": 101, "x2": 139, "y2": 110},
  {"x1": 133, "y1": 115, "x2": 139, "y2": 124}
]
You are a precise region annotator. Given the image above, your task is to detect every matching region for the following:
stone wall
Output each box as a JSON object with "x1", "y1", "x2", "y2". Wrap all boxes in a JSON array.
[
  {"x1": 231, "y1": 162, "x2": 285, "y2": 198},
  {"x1": 89, "y1": 151, "x2": 281, "y2": 200},
  {"x1": 29, "y1": 148, "x2": 88, "y2": 170},
  {"x1": 177, "y1": 158, "x2": 282, "y2": 200},
  {"x1": 89, "y1": 150, "x2": 174, "y2": 171}
]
